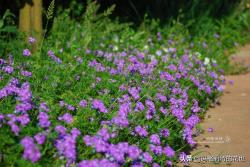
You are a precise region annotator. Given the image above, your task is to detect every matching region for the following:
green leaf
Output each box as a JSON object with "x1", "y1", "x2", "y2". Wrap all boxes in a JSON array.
[{"x1": 0, "y1": 20, "x2": 3, "y2": 28}]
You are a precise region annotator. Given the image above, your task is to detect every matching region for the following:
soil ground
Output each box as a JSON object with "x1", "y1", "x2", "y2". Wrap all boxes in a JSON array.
[{"x1": 186, "y1": 44, "x2": 250, "y2": 167}]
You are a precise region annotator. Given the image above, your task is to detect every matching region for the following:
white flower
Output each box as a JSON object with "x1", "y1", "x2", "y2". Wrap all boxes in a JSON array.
[
  {"x1": 195, "y1": 52, "x2": 202, "y2": 58},
  {"x1": 144, "y1": 45, "x2": 149, "y2": 50},
  {"x1": 204, "y1": 57, "x2": 210, "y2": 66},
  {"x1": 156, "y1": 50, "x2": 162, "y2": 56},
  {"x1": 149, "y1": 55, "x2": 155, "y2": 60},
  {"x1": 212, "y1": 59, "x2": 217, "y2": 64},
  {"x1": 163, "y1": 47, "x2": 176, "y2": 53},
  {"x1": 113, "y1": 46, "x2": 118, "y2": 51},
  {"x1": 163, "y1": 47, "x2": 170, "y2": 53}
]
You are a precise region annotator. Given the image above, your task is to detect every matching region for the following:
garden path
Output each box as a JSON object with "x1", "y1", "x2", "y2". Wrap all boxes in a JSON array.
[{"x1": 188, "y1": 44, "x2": 250, "y2": 167}]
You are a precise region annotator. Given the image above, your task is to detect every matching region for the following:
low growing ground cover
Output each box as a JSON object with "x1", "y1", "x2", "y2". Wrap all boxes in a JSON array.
[{"x1": 0, "y1": 31, "x2": 226, "y2": 167}]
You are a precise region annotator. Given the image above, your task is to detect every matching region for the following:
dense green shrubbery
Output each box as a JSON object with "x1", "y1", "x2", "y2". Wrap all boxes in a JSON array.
[{"x1": 0, "y1": 1, "x2": 249, "y2": 167}]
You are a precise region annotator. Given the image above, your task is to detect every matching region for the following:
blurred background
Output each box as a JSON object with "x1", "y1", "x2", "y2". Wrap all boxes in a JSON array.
[{"x1": 0, "y1": 0, "x2": 250, "y2": 73}]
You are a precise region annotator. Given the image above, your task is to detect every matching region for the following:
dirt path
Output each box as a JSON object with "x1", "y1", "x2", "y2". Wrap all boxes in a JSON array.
[{"x1": 187, "y1": 44, "x2": 250, "y2": 167}]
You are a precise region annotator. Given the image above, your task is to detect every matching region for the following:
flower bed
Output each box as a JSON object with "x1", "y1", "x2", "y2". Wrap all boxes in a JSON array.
[{"x1": 0, "y1": 32, "x2": 225, "y2": 167}]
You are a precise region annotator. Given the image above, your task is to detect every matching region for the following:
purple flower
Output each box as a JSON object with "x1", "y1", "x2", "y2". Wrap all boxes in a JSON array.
[
  {"x1": 183, "y1": 127, "x2": 196, "y2": 146},
  {"x1": 48, "y1": 50, "x2": 62, "y2": 64},
  {"x1": 59, "y1": 100, "x2": 65, "y2": 107},
  {"x1": 78, "y1": 159, "x2": 119, "y2": 167},
  {"x1": 119, "y1": 84, "x2": 127, "y2": 91},
  {"x1": 2, "y1": 65, "x2": 13, "y2": 74},
  {"x1": 128, "y1": 87, "x2": 140, "y2": 100},
  {"x1": 7, "y1": 120, "x2": 20, "y2": 135},
  {"x1": 39, "y1": 102, "x2": 49, "y2": 112},
  {"x1": 67, "y1": 105, "x2": 75, "y2": 111},
  {"x1": 55, "y1": 125, "x2": 67, "y2": 135},
  {"x1": 134, "y1": 125, "x2": 148, "y2": 137},
  {"x1": 23, "y1": 49, "x2": 31, "y2": 57},
  {"x1": 166, "y1": 160, "x2": 173, "y2": 167},
  {"x1": 208, "y1": 127, "x2": 214, "y2": 132},
  {"x1": 150, "y1": 144, "x2": 162, "y2": 155},
  {"x1": 168, "y1": 64, "x2": 177, "y2": 71},
  {"x1": 28, "y1": 37, "x2": 36, "y2": 44},
  {"x1": 112, "y1": 115, "x2": 129, "y2": 127},
  {"x1": 34, "y1": 133, "x2": 46, "y2": 145},
  {"x1": 159, "y1": 107, "x2": 168, "y2": 115},
  {"x1": 145, "y1": 99, "x2": 155, "y2": 112},
  {"x1": 15, "y1": 102, "x2": 33, "y2": 113},
  {"x1": 38, "y1": 112, "x2": 50, "y2": 128},
  {"x1": 97, "y1": 128, "x2": 110, "y2": 141},
  {"x1": 16, "y1": 114, "x2": 30, "y2": 126},
  {"x1": 92, "y1": 99, "x2": 108, "y2": 113},
  {"x1": 134, "y1": 102, "x2": 144, "y2": 112},
  {"x1": 156, "y1": 93, "x2": 167, "y2": 102},
  {"x1": 214, "y1": 33, "x2": 220, "y2": 39},
  {"x1": 55, "y1": 133, "x2": 79, "y2": 164},
  {"x1": 79, "y1": 99, "x2": 87, "y2": 108},
  {"x1": 132, "y1": 163, "x2": 144, "y2": 167},
  {"x1": 164, "y1": 146, "x2": 175, "y2": 157},
  {"x1": 160, "y1": 128, "x2": 170, "y2": 138},
  {"x1": 21, "y1": 136, "x2": 41, "y2": 163},
  {"x1": 191, "y1": 100, "x2": 200, "y2": 113},
  {"x1": 58, "y1": 113, "x2": 73, "y2": 124},
  {"x1": 21, "y1": 70, "x2": 32, "y2": 77},
  {"x1": 128, "y1": 145, "x2": 141, "y2": 160},
  {"x1": 228, "y1": 80, "x2": 234, "y2": 85},
  {"x1": 71, "y1": 128, "x2": 81, "y2": 139},
  {"x1": 160, "y1": 72, "x2": 175, "y2": 81},
  {"x1": 142, "y1": 152, "x2": 153, "y2": 163},
  {"x1": 150, "y1": 134, "x2": 161, "y2": 145},
  {"x1": 76, "y1": 57, "x2": 83, "y2": 64},
  {"x1": 153, "y1": 163, "x2": 160, "y2": 167},
  {"x1": 184, "y1": 114, "x2": 200, "y2": 128}
]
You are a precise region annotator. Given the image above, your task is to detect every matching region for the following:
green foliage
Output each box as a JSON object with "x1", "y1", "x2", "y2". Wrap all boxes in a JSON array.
[{"x1": 0, "y1": 9, "x2": 22, "y2": 58}]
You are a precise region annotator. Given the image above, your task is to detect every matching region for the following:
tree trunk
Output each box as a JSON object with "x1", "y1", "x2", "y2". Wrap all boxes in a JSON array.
[
  {"x1": 19, "y1": 2, "x2": 31, "y2": 34},
  {"x1": 31, "y1": 0, "x2": 43, "y2": 48},
  {"x1": 19, "y1": 0, "x2": 43, "y2": 50}
]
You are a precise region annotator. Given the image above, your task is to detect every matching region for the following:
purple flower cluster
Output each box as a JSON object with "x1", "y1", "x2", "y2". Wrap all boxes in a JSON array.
[
  {"x1": 21, "y1": 136, "x2": 41, "y2": 163},
  {"x1": 0, "y1": 78, "x2": 33, "y2": 135},
  {"x1": 48, "y1": 50, "x2": 62, "y2": 64},
  {"x1": 88, "y1": 59, "x2": 106, "y2": 72},
  {"x1": 128, "y1": 87, "x2": 141, "y2": 100},
  {"x1": 34, "y1": 133, "x2": 46, "y2": 145},
  {"x1": 21, "y1": 70, "x2": 32, "y2": 77},
  {"x1": 58, "y1": 100, "x2": 76, "y2": 111},
  {"x1": 55, "y1": 128, "x2": 81, "y2": 165},
  {"x1": 134, "y1": 101, "x2": 145, "y2": 112},
  {"x1": 58, "y1": 113, "x2": 73, "y2": 124},
  {"x1": 28, "y1": 37, "x2": 36, "y2": 44},
  {"x1": 78, "y1": 159, "x2": 119, "y2": 167},
  {"x1": 39, "y1": 102, "x2": 50, "y2": 112},
  {"x1": 79, "y1": 99, "x2": 87, "y2": 108},
  {"x1": 92, "y1": 99, "x2": 108, "y2": 113},
  {"x1": 150, "y1": 134, "x2": 161, "y2": 145},
  {"x1": 23, "y1": 49, "x2": 31, "y2": 57},
  {"x1": 134, "y1": 125, "x2": 148, "y2": 137},
  {"x1": 156, "y1": 93, "x2": 167, "y2": 102},
  {"x1": 38, "y1": 112, "x2": 51, "y2": 128},
  {"x1": 2, "y1": 65, "x2": 13, "y2": 74},
  {"x1": 83, "y1": 133, "x2": 151, "y2": 165}
]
